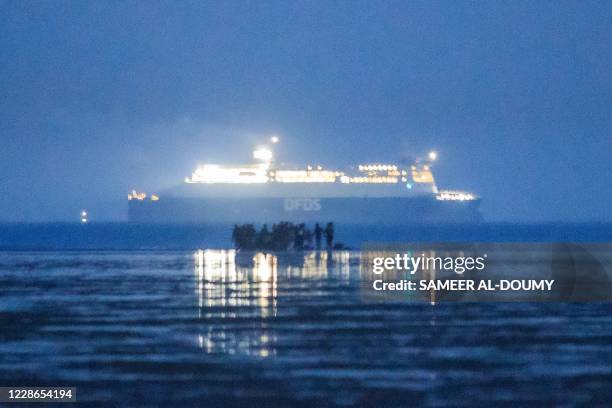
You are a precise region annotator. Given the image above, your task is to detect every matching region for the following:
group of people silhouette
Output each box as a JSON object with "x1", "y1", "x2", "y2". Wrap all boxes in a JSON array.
[{"x1": 232, "y1": 222, "x2": 336, "y2": 251}]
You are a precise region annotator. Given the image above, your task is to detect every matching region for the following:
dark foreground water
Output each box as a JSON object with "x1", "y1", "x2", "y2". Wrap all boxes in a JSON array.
[{"x1": 0, "y1": 250, "x2": 610, "y2": 407}]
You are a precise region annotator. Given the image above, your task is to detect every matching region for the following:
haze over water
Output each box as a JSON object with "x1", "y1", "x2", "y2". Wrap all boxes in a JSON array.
[{"x1": 1, "y1": 1, "x2": 611, "y2": 222}]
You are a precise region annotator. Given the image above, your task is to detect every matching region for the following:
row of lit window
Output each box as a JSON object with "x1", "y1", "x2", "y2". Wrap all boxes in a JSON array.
[
  {"x1": 363, "y1": 169, "x2": 403, "y2": 176},
  {"x1": 272, "y1": 170, "x2": 339, "y2": 183},
  {"x1": 183, "y1": 164, "x2": 435, "y2": 185},
  {"x1": 358, "y1": 164, "x2": 398, "y2": 172},
  {"x1": 347, "y1": 176, "x2": 399, "y2": 184}
]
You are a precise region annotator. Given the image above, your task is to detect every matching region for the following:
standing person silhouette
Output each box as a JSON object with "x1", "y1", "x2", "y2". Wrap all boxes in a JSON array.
[
  {"x1": 324, "y1": 222, "x2": 334, "y2": 249},
  {"x1": 294, "y1": 223, "x2": 305, "y2": 250},
  {"x1": 314, "y1": 223, "x2": 322, "y2": 249}
]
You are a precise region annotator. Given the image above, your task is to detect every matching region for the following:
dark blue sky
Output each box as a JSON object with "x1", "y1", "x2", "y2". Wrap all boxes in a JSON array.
[{"x1": 1, "y1": 1, "x2": 610, "y2": 221}]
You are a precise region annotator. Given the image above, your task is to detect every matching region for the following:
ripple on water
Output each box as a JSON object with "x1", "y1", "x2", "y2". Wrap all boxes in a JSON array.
[{"x1": 0, "y1": 250, "x2": 610, "y2": 406}]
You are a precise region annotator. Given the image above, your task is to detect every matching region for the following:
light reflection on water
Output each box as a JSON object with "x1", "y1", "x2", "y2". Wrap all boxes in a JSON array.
[
  {"x1": 0, "y1": 250, "x2": 610, "y2": 406},
  {"x1": 193, "y1": 249, "x2": 353, "y2": 358}
]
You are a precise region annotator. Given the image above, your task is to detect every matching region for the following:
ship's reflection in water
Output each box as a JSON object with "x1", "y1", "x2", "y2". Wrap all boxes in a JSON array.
[{"x1": 194, "y1": 249, "x2": 353, "y2": 357}]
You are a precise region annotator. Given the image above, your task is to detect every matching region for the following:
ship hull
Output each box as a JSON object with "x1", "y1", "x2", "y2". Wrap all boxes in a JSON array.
[{"x1": 128, "y1": 196, "x2": 482, "y2": 224}]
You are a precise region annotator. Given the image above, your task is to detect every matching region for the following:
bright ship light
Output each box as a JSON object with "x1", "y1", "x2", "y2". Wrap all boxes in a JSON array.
[
  {"x1": 270, "y1": 135, "x2": 279, "y2": 144},
  {"x1": 428, "y1": 151, "x2": 438, "y2": 161},
  {"x1": 436, "y1": 190, "x2": 476, "y2": 201},
  {"x1": 253, "y1": 147, "x2": 273, "y2": 162},
  {"x1": 186, "y1": 164, "x2": 268, "y2": 184}
]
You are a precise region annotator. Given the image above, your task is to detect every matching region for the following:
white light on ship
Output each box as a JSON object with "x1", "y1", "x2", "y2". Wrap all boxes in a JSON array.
[
  {"x1": 428, "y1": 151, "x2": 438, "y2": 161},
  {"x1": 270, "y1": 135, "x2": 279, "y2": 144},
  {"x1": 187, "y1": 164, "x2": 269, "y2": 183},
  {"x1": 253, "y1": 147, "x2": 273, "y2": 162},
  {"x1": 436, "y1": 190, "x2": 476, "y2": 201},
  {"x1": 81, "y1": 210, "x2": 88, "y2": 223}
]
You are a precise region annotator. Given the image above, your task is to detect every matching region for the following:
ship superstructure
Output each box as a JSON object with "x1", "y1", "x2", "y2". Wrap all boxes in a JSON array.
[{"x1": 128, "y1": 141, "x2": 481, "y2": 224}]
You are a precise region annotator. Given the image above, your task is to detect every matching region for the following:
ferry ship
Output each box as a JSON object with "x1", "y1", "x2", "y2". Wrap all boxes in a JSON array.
[{"x1": 128, "y1": 140, "x2": 481, "y2": 224}]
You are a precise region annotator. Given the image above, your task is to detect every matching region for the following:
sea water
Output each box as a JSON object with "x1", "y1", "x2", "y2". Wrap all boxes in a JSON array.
[
  {"x1": 0, "y1": 223, "x2": 611, "y2": 405},
  {"x1": 0, "y1": 244, "x2": 610, "y2": 405}
]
